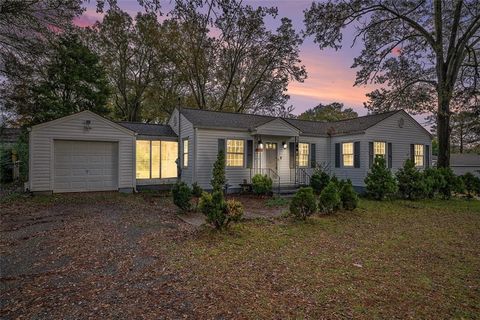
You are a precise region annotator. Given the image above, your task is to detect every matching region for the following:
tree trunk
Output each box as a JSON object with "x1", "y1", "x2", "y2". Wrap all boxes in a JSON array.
[
  {"x1": 459, "y1": 124, "x2": 464, "y2": 153},
  {"x1": 436, "y1": 95, "x2": 451, "y2": 168}
]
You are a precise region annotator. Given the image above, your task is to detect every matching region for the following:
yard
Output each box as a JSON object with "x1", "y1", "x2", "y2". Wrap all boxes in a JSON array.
[{"x1": 1, "y1": 192, "x2": 479, "y2": 319}]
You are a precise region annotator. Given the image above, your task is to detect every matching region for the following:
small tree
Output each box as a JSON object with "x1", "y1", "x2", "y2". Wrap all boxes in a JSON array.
[
  {"x1": 460, "y1": 173, "x2": 480, "y2": 198},
  {"x1": 396, "y1": 160, "x2": 427, "y2": 200},
  {"x1": 211, "y1": 150, "x2": 226, "y2": 192},
  {"x1": 319, "y1": 181, "x2": 342, "y2": 213},
  {"x1": 172, "y1": 181, "x2": 192, "y2": 212},
  {"x1": 191, "y1": 182, "x2": 203, "y2": 210},
  {"x1": 309, "y1": 170, "x2": 330, "y2": 195},
  {"x1": 364, "y1": 157, "x2": 397, "y2": 200},
  {"x1": 437, "y1": 167, "x2": 460, "y2": 200},
  {"x1": 339, "y1": 179, "x2": 359, "y2": 211},
  {"x1": 289, "y1": 187, "x2": 317, "y2": 220},
  {"x1": 423, "y1": 168, "x2": 445, "y2": 199},
  {"x1": 251, "y1": 174, "x2": 273, "y2": 195}
]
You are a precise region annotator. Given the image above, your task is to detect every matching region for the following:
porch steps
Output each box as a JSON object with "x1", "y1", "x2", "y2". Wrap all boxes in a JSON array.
[{"x1": 274, "y1": 184, "x2": 307, "y2": 195}]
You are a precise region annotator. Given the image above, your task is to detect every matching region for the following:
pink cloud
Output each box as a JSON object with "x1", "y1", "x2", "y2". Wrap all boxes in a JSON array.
[{"x1": 73, "y1": 9, "x2": 104, "y2": 28}]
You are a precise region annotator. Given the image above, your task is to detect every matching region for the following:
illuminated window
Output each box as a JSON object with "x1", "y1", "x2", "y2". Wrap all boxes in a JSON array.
[
  {"x1": 297, "y1": 143, "x2": 309, "y2": 167},
  {"x1": 162, "y1": 141, "x2": 178, "y2": 178},
  {"x1": 136, "y1": 140, "x2": 178, "y2": 179},
  {"x1": 226, "y1": 139, "x2": 244, "y2": 167},
  {"x1": 374, "y1": 141, "x2": 386, "y2": 159},
  {"x1": 414, "y1": 144, "x2": 424, "y2": 167},
  {"x1": 183, "y1": 139, "x2": 189, "y2": 168},
  {"x1": 342, "y1": 142, "x2": 354, "y2": 167}
]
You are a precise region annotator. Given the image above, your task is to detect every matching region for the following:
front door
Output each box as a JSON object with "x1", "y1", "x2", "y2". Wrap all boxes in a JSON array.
[{"x1": 265, "y1": 143, "x2": 277, "y2": 170}]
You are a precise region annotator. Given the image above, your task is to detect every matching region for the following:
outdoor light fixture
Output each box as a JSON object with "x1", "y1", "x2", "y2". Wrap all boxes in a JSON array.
[
  {"x1": 258, "y1": 139, "x2": 264, "y2": 149},
  {"x1": 282, "y1": 142, "x2": 287, "y2": 149}
]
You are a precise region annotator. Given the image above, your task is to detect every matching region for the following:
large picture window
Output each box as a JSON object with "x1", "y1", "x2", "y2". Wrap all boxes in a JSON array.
[
  {"x1": 136, "y1": 140, "x2": 178, "y2": 179},
  {"x1": 414, "y1": 144, "x2": 424, "y2": 167},
  {"x1": 373, "y1": 141, "x2": 386, "y2": 159},
  {"x1": 226, "y1": 139, "x2": 244, "y2": 167},
  {"x1": 297, "y1": 143, "x2": 309, "y2": 167},
  {"x1": 342, "y1": 142, "x2": 354, "y2": 167}
]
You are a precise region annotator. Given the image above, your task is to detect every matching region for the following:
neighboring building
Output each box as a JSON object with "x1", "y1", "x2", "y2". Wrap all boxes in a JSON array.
[
  {"x1": 432, "y1": 154, "x2": 480, "y2": 178},
  {"x1": 27, "y1": 108, "x2": 432, "y2": 194}
]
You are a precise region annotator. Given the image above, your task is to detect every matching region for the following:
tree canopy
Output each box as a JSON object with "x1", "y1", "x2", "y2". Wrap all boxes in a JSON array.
[{"x1": 298, "y1": 102, "x2": 358, "y2": 122}]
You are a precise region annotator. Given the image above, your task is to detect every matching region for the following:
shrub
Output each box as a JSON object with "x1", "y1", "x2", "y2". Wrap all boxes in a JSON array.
[
  {"x1": 364, "y1": 157, "x2": 397, "y2": 200},
  {"x1": 423, "y1": 168, "x2": 444, "y2": 198},
  {"x1": 319, "y1": 181, "x2": 342, "y2": 213},
  {"x1": 225, "y1": 199, "x2": 244, "y2": 223},
  {"x1": 309, "y1": 170, "x2": 330, "y2": 195},
  {"x1": 172, "y1": 181, "x2": 192, "y2": 212},
  {"x1": 396, "y1": 159, "x2": 427, "y2": 200},
  {"x1": 460, "y1": 172, "x2": 480, "y2": 198},
  {"x1": 211, "y1": 150, "x2": 226, "y2": 192},
  {"x1": 289, "y1": 187, "x2": 317, "y2": 220},
  {"x1": 339, "y1": 179, "x2": 359, "y2": 210},
  {"x1": 191, "y1": 182, "x2": 203, "y2": 210},
  {"x1": 251, "y1": 174, "x2": 273, "y2": 195},
  {"x1": 436, "y1": 167, "x2": 458, "y2": 199},
  {"x1": 199, "y1": 191, "x2": 243, "y2": 229}
]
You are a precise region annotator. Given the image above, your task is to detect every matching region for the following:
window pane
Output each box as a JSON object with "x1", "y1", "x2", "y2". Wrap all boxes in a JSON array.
[
  {"x1": 183, "y1": 139, "x2": 189, "y2": 167},
  {"x1": 162, "y1": 141, "x2": 178, "y2": 178},
  {"x1": 297, "y1": 143, "x2": 309, "y2": 167},
  {"x1": 136, "y1": 141, "x2": 150, "y2": 179},
  {"x1": 343, "y1": 155, "x2": 354, "y2": 167},
  {"x1": 374, "y1": 142, "x2": 385, "y2": 158},
  {"x1": 226, "y1": 153, "x2": 244, "y2": 167},
  {"x1": 415, "y1": 144, "x2": 424, "y2": 167},
  {"x1": 226, "y1": 140, "x2": 244, "y2": 167},
  {"x1": 151, "y1": 141, "x2": 160, "y2": 179},
  {"x1": 342, "y1": 142, "x2": 354, "y2": 167}
]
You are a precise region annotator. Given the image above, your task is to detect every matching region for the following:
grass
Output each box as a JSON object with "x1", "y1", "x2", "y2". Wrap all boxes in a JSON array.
[
  {"x1": 165, "y1": 198, "x2": 480, "y2": 319},
  {"x1": 265, "y1": 196, "x2": 290, "y2": 208}
]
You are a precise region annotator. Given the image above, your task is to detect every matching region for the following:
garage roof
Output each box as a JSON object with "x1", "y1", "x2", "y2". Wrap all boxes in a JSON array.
[{"x1": 118, "y1": 122, "x2": 177, "y2": 137}]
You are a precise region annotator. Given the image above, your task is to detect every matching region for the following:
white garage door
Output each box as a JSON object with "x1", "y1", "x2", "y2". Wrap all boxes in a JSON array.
[{"x1": 54, "y1": 140, "x2": 118, "y2": 192}]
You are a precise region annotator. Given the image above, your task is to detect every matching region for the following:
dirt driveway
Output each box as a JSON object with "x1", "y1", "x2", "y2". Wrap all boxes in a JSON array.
[{"x1": 0, "y1": 192, "x2": 198, "y2": 319}]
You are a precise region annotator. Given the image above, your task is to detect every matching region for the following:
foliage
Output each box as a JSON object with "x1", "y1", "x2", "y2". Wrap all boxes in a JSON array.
[
  {"x1": 395, "y1": 160, "x2": 427, "y2": 200},
  {"x1": 0, "y1": 146, "x2": 13, "y2": 183},
  {"x1": 225, "y1": 199, "x2": 244, "y2": 223},
  {"x1": 191, "y1": 182, "x2": 203, "y2": 210},
  {"x1": 339, "y1": 179, "x2": 359, "y2": 211},
  {"x1": 436, "y1": 167, "x2": 461, "y2": 200},
  {"x1": 289, "y1": 187, "x2": 317, "y2": 220},
  {"x1": 265, "y1": 197, "x2": 289, "y2": 208},
  {"x1": 459, "y1": 173, "x2": 480, "y2": 198},
  {"x1": 172, "y1": 181, "x2": 192, "y2": 212},
  {"x1": 211, "y1": 150, "x2": 226, "y2": 192},
  {"x1": 298, "y1": 102, "x2": 358, "y2": 122},
  {"x1": 251, "y1": 174, "x2": 273, "y2": 195},
  {"x1": 364, "y1": 157, "x2": 397, "y2": 200},
  {"x1": 199, "y1": 191, "x2": 241, "y2": 229},
  {"x1": 309, "y1": 169, "x2": 330, "y2": 195},
  {"x1": 423, "y1": 168, "x2": 445, "y2": 199},
  {"x1": 304, "y1": 1, "x2": 480, "y2": 168},
  {"x1": 319, "y1": 181, "x2": 342, "y2": 213}
]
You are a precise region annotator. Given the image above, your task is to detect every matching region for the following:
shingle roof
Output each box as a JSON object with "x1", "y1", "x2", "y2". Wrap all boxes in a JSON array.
[
  {"x1": 450, "y1": 154, "x2": 480, "y2": 166},
  {"x1": 179, "y1": 108, "x2": 401, "y2": 136},
  {"x1": 117, "y1": 122, "x2": 177, "y2": 137}
]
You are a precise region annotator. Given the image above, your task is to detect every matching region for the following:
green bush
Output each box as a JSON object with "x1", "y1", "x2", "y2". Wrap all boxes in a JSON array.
[
  {"x1": 436, "y1": 167, "x2": 458, "y2": 199},
  {"x1": 289, "y1": 187, "x2": 317, "y2": 220},
  {"x1": 396, "y1": 159, "x2": 427, "y2": 200},
  {"x1": 319, "y1": 181, "x2": 342, "y2": 213},
  {"x1": 251, "y1": 174, "x2": 273, "y2": 195},
  {"x1": 225, "y1": 199, "x2": 244, "y2": 223},
  {"x1": 191, "y1": 182, "x2": 203, "y2": 210},
  {"x1": 172, "y1": 181, "x2": 192, "y2": 212},
  {"x1": 423, "y1": 168, "x2": 444, "y2": 198},
  {"x1": 339, "y1": 179, "x2": 359, "y2": 210},
  {"x1": 460, "y1": 173, "x2": 480, "y2": 198},
  {"x1": 0, "y1": 146, "x2": 13, "y2": 183},
  {"x1": 211, "y1": 150, "x2": 226, "y2": 192},
  {"x1": 364, "y1": 157, "x2": 398, "y2": 200},
  {"x1": 309, "y1": 170, "x2": 330, "y2": 195},
  {"x1": 199, "y1": 191, "x2": 242, "y2": 229}
]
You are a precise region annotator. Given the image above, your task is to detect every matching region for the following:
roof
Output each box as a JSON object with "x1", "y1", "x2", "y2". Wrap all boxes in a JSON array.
[
  {"x1": 179, "y1": 108, "x2": 401, "y2": 136},
  {"x1": 118, "y1": 122, "x2": 177, "y2": 137},
  {"x1": 0, "y1": 128, "x2": 22, "y2": 144},
  {"x1": 450, "y1": 154, "x2": 480, "y2": 167}
]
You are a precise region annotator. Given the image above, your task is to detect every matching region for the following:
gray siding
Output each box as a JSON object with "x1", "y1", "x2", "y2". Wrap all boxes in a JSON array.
[
  {"x1": 179, "y1": 113, "x2": 194, "y2": 185},
  {"x1": 330, "y1": 133, "x2": 367, "y2": 186},
  {"x1": 254, "y1": 119, "x2": 300, "y2": 136},
  {"x1": 29, "y1": 111, "x2": 135, "y2": 192}
]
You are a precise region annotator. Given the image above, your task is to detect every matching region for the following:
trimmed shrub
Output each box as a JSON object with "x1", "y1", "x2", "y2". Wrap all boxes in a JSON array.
[
  {"x1": 319, "y1": 181, "x2": 342, "y2": 213},
  {"x1": 199, "y1": 191, "x2": 226, "y2": 229},
  {"x1": 309, "y1": 170, "x2": 330, "y2": 195},
  {"x1": 423, "y1": 168, "x2": 444, "y2": 198},
  {"x1": 225, "y1": 199, "x2": 244, "y2": 223},
  {"x1": 191, "y1": 182, "x2": 203, "y2": 210},
  {"x1": 460, "y1": 172, "x2": 480, "y2": 198},
  {"x1": 251, "y1": 174, "x2": 273, "y2": 195},
  {"x1": 289, "y1": 187, "x2": 317, "y2": 220},
  {"x1": 364, "y1": 157, "x2": 397, "y2": 200},
  {"x1": 172, "y1": 181, "x2": 192, "y2": 212},
  {"x1": 339, "y1": 179, "x2": 359, "y2": 211},
  {"x1": 211, "y1": 150, "x2": 226, "y2": 192},
  {"x1": 436, "y1": 167, "x2": 458, "y2": 199},
  {"x1": 396, "y1": 159, "x2": 427, "y2": 200}
]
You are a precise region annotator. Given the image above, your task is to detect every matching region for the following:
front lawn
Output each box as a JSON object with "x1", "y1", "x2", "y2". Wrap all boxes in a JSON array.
[{"x1": 1, "y1": 194, "x2": 479, "y2": 319}]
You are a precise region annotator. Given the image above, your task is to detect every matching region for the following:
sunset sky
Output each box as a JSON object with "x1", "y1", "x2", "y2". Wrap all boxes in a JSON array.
[{"x1": 76, "y1": 0, "x2": 382, "y2": 117}]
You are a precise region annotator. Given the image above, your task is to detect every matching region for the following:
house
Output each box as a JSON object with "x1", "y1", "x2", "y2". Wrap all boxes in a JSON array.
[
  {"x1": 433, "y1": 154, "x2": 480, "y2": 178},
  {"x1": 27, "y1": 108, "x2": 432, "y2": 194}
]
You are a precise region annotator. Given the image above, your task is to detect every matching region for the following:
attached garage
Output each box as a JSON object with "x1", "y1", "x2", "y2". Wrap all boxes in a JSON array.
[{"x1": 29, "y1": 111, "x2": 136, "y2": 194}]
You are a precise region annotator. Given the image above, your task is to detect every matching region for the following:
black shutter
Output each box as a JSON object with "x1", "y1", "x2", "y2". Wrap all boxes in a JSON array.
[
  {"x1": 218, "y1": 139, "x2": 225, "y2": 154},
  {"x1": 289, "y1": 142, "x2": 295, "y2": 168},
  {"x1": 310, "y1": 143, "x2": 316, "y2": 168},
  {"x1": 246, "y1": 140, "x2": 253, "y2": 168},
  {"x1": 410, "y1": 144, "x2": 415, "y2": 162},
  {"x1": 388, "y1": 142, "x2": 393, "y2": 168},
  {"x1": 369, "y1": 142, "x2": 374, "y2": 168},
  {"x1": 354, "y1": 141, "x2": 360, "y2": 168},
  {"x1": 425, "y1": 145, "x2": 430, "y2": 168},
  {"x1": 335, "y1": 143, "x2": 340, "y2": 168}
]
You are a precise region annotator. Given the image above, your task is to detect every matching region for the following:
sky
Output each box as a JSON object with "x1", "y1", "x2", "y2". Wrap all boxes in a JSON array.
[{"x1": 75, "y1": 0, "x2": 381, "y2": 117}]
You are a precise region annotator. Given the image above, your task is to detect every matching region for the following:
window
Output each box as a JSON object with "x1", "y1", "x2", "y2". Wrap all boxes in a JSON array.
[
  {"x1": 373, "y1": 141, "x2": 386, "y2": 159},
  {"x1": 414, "y1": 144, "x2": 424, "y2": 167},
  {"x1": 297, "y1": 143, "x2": 309, "y2": 167},
  {"x1": 136, "y1": 140, "x2": 178, "y2": 179},
  {"x1": 226, "y1": 139, "x2": 244, "y2": 167},
  {"x1": 183, "y1": 138, "x2": 189, "y2": 168},
  {"x1": 342, "y1": 142, "x2": 354, "y2": 167}
]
